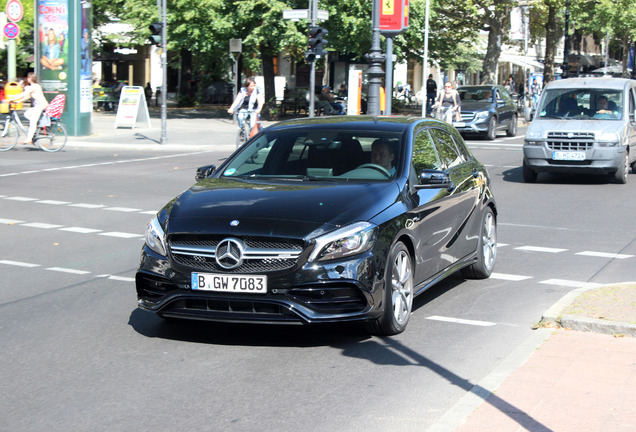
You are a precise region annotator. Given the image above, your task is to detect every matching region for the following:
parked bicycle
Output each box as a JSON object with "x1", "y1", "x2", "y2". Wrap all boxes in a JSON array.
[{"x1": 0, "y1": 101, "x2": 67, "y2": 152}]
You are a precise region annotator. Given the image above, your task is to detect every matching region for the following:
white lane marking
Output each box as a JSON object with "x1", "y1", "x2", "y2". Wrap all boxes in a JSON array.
[
  {"x1": 97, "y1": 274, "x2": 135, "y2": 282},
  {"x1": 0, "y1": 260, "x2": 40, "y2": 267},
  {"x1": 540, "y1": 279, "x2": 602, "y2": 289},
  {"x1": 500, "y1": 222, "x2": 570, "y2": 231},
  {"x1": 576, "y1": 251, "x2": 634, "y2": 260},
  {"x1": 21, "y1": 222, "x2": 64, "y2": 229},
  {"x1": 516, "y1": 245, "x2": 568, "y2": 253},
  {"x1": 104, "y1": 207, "x2": 142, "y2": 213},
  {"x1": 426, "y1": 316, "x2": 497, "y2": 327},
  {"x1": 59, "y1": 227, "x2": 103, "y2": 234},
  {"x1": 36, "y1": 200, "x2": 71, "y2": 205},
  {"x1": 68, "y1": 203, "x2": 106, "y2": 209},
  {"x1": 4, "y1": 196, "x2": 38, "y2": 201},
  {"x1": 491, "y1": 273, "x2": 532, "y2": 281},
  {"x1": 46, "y1": 267, "x2": 91, "y2": 275},
  {"x1": 98, "y1": 232, "x2": 143, "y2": 238},
  {"x1": 0, "y1": 218, "x2": 24, "y2": 224}
]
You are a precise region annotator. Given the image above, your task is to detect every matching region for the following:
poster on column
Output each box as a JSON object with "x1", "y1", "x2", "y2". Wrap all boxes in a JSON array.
[
  {"x1": 80, "y1": 0, "x2": 93, "y2": 113},
  {"x1": 38, "y1": 0, "x2": 69, "y2": 93}
]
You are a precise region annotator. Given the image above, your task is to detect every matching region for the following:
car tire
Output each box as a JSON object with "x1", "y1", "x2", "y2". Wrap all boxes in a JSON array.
[
  {"x1": 613, "y1": 151, "x2": 629, "y2": 184},
  {"x1": 484, "y1": 117, "x2": 497, "y2": 141},
  {"x1": 461, "y1": 207, "x2": 497, "y2": 279},
  {"x1": 522, "y1": 159, "x2": 537, "y2": 183},
  {"x1": 506, "y1": 114, "x2": 517, "y2": 137},
  {"x1": 367, "y1": 241, "x2": 413, "y2": 336}
]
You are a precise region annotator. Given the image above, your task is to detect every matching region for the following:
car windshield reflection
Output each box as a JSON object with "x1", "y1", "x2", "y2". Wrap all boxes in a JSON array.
[
  {"x1": 222, "y1": 129, "x2": 403, "y2": 181},
  {"x1": 538, "y1": 88, "x2": 623, "y2": 120}
]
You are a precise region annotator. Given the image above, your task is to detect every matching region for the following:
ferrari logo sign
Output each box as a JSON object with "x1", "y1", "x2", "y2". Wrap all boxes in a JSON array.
[{"x1": 379, "y1": 0, "x2": 409, "y2": 36}]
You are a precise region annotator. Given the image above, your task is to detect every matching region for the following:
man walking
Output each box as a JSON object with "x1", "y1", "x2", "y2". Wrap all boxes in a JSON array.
[{"x1": 426, "y1": 74, "x2": 437, "y2": 116}]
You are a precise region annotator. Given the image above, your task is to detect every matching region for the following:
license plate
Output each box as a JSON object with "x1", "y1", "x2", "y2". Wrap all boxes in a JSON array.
[
  {"x1": 453, "y1": 121, "x2": 465, "y2": 127},
  {"x1": 191, "y1": 273, "x2": 267, "y2": 294},
  {"x1": 552, "y1": 151, "x2": 585, "y2": 161}
]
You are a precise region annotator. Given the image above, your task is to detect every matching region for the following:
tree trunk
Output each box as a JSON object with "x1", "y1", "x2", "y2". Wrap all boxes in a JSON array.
[
  {"x1": 480, "y1": 3, "x2": 509, "y2": 85},
  {"x1": 543, "y1": 5, "x2": 558, "y2": 85},
  {"x1": 260, "y1": 47, "x2": 277, "y2": 118}
]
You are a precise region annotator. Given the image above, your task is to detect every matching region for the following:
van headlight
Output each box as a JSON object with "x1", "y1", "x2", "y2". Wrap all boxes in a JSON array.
[
  {"x1": 309, "y1": 222, "x2": 377, "y2": 262},
  {"x1": 599, "y1": 132, "x2": 619, "y2": 147},
  {"x1": 145, "y1": 216, "x2": 168, "y2": 256},
  {"x1": 525, "y1": 130, "x2": 544, "y2": 146}
]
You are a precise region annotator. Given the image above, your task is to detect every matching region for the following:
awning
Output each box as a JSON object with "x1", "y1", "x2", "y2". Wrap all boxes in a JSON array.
[{"x1": 499, "y1": 54, "x2": 544, "y2": 71}]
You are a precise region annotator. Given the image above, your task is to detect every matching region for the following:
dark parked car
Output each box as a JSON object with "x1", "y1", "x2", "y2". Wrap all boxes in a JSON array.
[
  {"x1": 454, "y1": 85, "x2": 518, "y2": 140},
  {"x1": 136, "y1": 116, "x2": 498, "y2": 335}
]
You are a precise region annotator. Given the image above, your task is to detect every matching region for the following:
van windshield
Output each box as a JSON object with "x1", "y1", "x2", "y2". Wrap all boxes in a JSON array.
[{"x1": 538, "y1": 88, "x2": 623, "y2": 120}]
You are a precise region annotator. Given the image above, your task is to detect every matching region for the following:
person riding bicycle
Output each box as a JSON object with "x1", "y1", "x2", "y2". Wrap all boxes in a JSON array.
[
  {"x1": 228, "y1": 77, "x2": 263, "y2": 132},
  {"x1": 432, "y1": 81, "x2": 460, "y2": 122},
  {"x1": 10, "y1": 72, "x2": 49, "y2": 145}
]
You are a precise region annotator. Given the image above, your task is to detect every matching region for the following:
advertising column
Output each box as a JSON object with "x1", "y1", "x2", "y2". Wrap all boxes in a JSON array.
[{"x1": 37, "y1": 0, "x2": 92, "y2": 135}]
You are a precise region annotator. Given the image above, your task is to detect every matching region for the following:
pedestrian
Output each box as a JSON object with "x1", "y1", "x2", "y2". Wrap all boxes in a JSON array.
[
  {"x1": 426, "y1": 74, "x2": 437, "y2": 116},
  {"x1": 10, "y1": 72, "x2": 49, "y2": 145}
]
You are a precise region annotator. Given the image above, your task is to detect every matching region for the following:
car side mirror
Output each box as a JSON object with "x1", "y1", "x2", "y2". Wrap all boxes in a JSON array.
[
  {"x1": 415, "y1": 169, "x2": 453, "y2": 189},
  {"x1": 195, "y1": 164, "x2": 216, "y2": 181}
]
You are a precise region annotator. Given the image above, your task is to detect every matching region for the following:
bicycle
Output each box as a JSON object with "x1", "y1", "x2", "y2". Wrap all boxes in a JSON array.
[
  {"x1": 0, "y1": 102, "x2": 67, "y2": 152},
  {"x1": 234, "y1": 109, "x2": 257, "y2": 148}
]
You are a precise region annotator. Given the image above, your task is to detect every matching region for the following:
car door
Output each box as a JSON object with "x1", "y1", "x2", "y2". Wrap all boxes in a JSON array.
[
  {"x1": 407, "y1": 126, "x2": 478, "y2": 283},
  {"x1": 496, "y1": 87, "x2": 514, "y2": 128},
  {"x1": 628, "y1": 87, "x2": 636, "y2": 166}
]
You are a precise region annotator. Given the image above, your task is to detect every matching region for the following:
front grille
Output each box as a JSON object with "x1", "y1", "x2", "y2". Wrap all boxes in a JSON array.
[
  {"x1": 547, "y1": 131, "x2": 594, "y2": 151},
  {"x1": 163, "y1": 298, "x2": 303, "y2": 323},
  {"x1": 169, "y1": 234, "x2": 304, "y2": 273},
  {"x1": 460, "y1": 113, "x2": 475, "y2": 122}
]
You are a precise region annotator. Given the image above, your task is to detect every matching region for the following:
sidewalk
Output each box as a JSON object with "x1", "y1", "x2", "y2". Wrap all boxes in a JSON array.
[
  {"x1": 67, "y1": 106, "x2": 275, "y2": 151},
  {"x1": 429, "y1": 283, "x2": 636, "y2": 432}
]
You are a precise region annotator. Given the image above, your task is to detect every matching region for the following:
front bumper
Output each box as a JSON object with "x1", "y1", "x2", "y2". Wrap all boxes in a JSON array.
[
  {"x1": 136, "y1": 246, "x2": 383, "y2": 325},
  {"x1": 523, "y1": 144, "x2": 624, "y2": 174},
  {"x1": 453, "y1": 115, "x2": 490, "y2": 134}
]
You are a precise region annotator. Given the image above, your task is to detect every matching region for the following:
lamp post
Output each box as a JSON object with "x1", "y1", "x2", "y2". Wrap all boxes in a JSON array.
[
  {"x1": 366, "y1": 0, "x2": 384, "y2": 116},
  {"x1": 562, "y1": 0, "x2": 570, "y2": 79}
]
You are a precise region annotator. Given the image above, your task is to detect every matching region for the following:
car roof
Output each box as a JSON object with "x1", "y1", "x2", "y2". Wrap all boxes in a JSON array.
[
  {"x1": 458, "y1": 85, "x2": 502, "y2": 90},
  {"x1": 544, "y1": 77, "x2": 634, "y2": 91},
  {"x1": 269, "y1": 115, "x2": 433, "y2": 132}
]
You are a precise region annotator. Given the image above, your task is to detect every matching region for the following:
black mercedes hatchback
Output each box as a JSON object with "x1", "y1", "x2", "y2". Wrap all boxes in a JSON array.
[{"x1": 136, "y1": 116, "x2": 497, "y2": 335}]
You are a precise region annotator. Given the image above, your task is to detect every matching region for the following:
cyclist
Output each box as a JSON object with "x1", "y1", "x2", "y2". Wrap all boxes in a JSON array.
[
  {"x1": 10, "y1": 72, "x2": 49, "y2": 145},
  {"x1": 432, "y1": 81, "x2": 460, "y2": 123},
  {"x1": 227, "y1": 77, "x2": 263, "y2": 133}
]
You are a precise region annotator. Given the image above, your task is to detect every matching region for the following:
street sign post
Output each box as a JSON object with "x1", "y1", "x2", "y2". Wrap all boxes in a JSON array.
[{"x1": 3, "y1": 22, "x2": 19, "y2": 39}]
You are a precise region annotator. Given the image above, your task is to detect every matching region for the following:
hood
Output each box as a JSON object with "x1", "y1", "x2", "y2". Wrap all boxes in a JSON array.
[
  {"x1": 163, "y1": 178, "x2": 400, "y2": 239},
  {"x1": 527, "y1": 118, "x2": 627, "y2": 137},
  {"x1": 459, "y1": 101, "x2": 493, "y2": 113}
]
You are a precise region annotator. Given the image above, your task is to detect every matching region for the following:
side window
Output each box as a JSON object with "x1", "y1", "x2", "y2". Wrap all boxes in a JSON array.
[
  {"x1": 630, "y1": 89, "x2": 636, "y2": 119},
  {"x1": 429, "y1": 128, "x2": 462, "y2": 169},
  {"x1": 412, "y1": 130, "x2": 441, "y2": 171}
]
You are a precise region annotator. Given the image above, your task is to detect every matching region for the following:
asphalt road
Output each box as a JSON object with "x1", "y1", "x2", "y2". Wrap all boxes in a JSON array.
[{"x1": 1, "y1": 121, "x2": 635, "y2": 431}]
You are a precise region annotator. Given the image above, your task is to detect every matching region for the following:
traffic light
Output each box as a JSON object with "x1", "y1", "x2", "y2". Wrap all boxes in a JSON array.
[
  {"x1": 305, "y1": 25, "x2": 328, "y2": 63},
  {"x1": 148, "y1": 23, "x2": 162, "y2": 46}
]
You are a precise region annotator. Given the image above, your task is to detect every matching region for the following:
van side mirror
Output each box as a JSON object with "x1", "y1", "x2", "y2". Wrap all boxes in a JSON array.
[
  {"x1": 415, "y1": 169, "x2": 453, "y2": 189},
  {"x1": 195, "y1": 165, "x2": 216, "y2": 181}
]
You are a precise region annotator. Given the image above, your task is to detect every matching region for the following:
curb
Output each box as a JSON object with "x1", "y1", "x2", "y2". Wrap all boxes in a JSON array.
[{"x1": 540, "y1": 282, "x2": 636, "y2": 337}]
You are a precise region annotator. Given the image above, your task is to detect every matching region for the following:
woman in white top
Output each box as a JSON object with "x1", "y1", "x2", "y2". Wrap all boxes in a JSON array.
[{"x1": 12, "y1": 72, "x2": 49, "y2": 144}]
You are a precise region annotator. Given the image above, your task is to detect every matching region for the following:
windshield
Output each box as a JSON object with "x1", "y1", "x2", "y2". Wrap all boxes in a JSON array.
[
  {"x1": 458, "y1": 88, "x2": 494, "y2": 103},
  {"x1": 537, "y1": 88, "x2": 623, "y2": 120},
  {"x1": 221, "y1": 129, "x2": 403, "y2": 181}
]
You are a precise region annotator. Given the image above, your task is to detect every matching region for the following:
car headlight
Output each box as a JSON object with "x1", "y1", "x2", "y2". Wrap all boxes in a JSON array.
[
  {"x1": 599, "y1": 132, "x2": 619, "y2": 147},
  {"x1": 474, "y1": 111, "x2": 489, "y2": 121},
  {"x1": 309, "y1": 222, "x2": 377, "y2": 262},
  {"x1": 526, "y1": 131, "x2": 543, "y2": 140},
  {"x1": 145, "y1": 216, "x2": 168, "y2": 256}
]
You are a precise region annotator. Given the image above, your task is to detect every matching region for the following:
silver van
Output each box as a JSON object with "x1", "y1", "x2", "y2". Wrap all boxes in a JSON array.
[{"x1": 523, "y1": 77, "x2": 636, "y2": 183}]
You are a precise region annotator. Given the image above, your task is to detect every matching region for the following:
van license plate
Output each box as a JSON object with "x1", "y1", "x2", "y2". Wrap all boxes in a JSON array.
[{"x1": 552, "y1": 151, "x2": 585, "y2": 161}]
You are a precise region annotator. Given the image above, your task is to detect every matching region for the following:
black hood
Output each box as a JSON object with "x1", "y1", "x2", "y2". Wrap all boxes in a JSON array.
[{"x1": 163, "y1": 178, "x2": 400, "y2": 239}]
